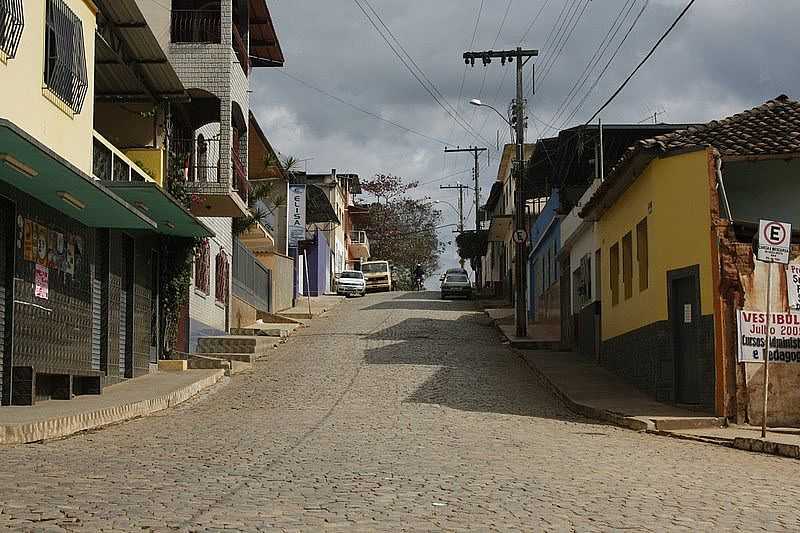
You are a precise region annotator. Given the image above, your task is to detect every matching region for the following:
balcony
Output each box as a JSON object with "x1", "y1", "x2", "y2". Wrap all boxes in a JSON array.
[
  {"x1": 92, "y1": 131, "x2": 156, "y2": 183},
  {"x1": 232, "y1": 154, "x2": 249, "y2": 205},
  {"x1": 171, "y1": 136, "x2": 249, "y2": 218},
  {"x1": 171, "y1": 9, "x2": 221, "y2": 43},
  {"x1": 348, "y1": 231, "x2": 370, "y2": 260}
]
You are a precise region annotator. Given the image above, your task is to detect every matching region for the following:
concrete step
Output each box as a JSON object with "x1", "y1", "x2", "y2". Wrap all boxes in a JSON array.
[
  {"x1": 650, "y1": 417, "x2": 728, "y2": 431},
  {"x1": 193, "y1": 352, "x2": 256, "y2": 364},
  {"x1": 228, "y1": 360, "x2": 253, "y2": 375},
  {"x1": 196, "y1": 335, "x2": 279, "y2": 355},
  {"x1": 229, "y1": 324, "x2": 298, "y2": 338},
  {"x1": 187, "y1": 354, "x2": 231, "y2": 372},
  {"x1": 257, "y1": 311, "x2": 302, "y2": 324}
]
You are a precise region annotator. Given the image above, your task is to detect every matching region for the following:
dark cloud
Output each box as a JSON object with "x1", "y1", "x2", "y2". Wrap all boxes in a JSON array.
[{"x1": 252, "y1": 0, "x2": 800, "y2": 273}]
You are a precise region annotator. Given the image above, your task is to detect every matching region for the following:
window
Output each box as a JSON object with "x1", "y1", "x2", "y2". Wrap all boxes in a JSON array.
[
  {"x1": 622, "y1": 232, "x2": 633, "y2": 300},
  {"x1": 194, "y1": 240, "x2": 210, "y2": 294},
  {"x1": 0, "y1": 0, "x2": 24, "y2": 60},
  {"x1": 637, "y1": 217, "x2": 649, "y2": 291},
  {"x1": 215, "y1": 249, "x2": 229, "y2": 304},
  {"x1": 43, "y1": 0, "x2": 88, "y2": 113},
  {"x1": 610, "y1": 242, "x2": 619, "y2": 306}
]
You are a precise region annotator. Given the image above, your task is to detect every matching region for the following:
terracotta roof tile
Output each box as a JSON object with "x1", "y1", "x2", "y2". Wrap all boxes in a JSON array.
[{"x1": 580, "y1": 95, "x2": 800, "y2": 218}]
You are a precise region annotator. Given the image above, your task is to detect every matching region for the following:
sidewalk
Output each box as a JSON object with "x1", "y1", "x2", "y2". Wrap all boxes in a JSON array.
[
  {"x1": 487, "y1": 309, "x2": 800, "y2": 460},
  {"x1": 279, "y1": 295, "x2": 345, "y2": 320},
  {"x1": 486, "y1": 307, "x2": 560, "y2": 349},
  {"x1": 0, "y1": 369, "x2": 224, "y2": 445}
]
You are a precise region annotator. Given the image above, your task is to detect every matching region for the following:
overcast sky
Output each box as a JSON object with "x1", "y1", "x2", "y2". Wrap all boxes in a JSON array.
[{"x1": 250, "y1": 0, "x2": 800, "y2": 276}]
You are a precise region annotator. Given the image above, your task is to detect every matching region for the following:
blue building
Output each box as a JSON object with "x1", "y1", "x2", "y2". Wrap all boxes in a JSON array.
[{"x1": 527, "y1": 189, "x2": 561, "y2": 322}]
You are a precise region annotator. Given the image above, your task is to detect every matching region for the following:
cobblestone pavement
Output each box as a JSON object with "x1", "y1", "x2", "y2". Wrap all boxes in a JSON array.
[{"x1": 2, "y1": 291, "x2": 800, "y2": 531}]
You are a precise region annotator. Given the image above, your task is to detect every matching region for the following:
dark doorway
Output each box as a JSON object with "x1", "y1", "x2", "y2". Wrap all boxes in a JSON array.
[
  {"x1": 0, "y1": 196, "x2": 14, "y2": 405},
  {"x1": 668, "y1": 266, "x2": 702, "y2": 404},
  {"x1": 120, "y1": 235, "x2": 134, "y2": 379}
]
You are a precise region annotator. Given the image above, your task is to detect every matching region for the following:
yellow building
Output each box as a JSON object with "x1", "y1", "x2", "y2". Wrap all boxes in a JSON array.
[{"x1": 580, "y1": 96, "x2": 800, "y2": 416}]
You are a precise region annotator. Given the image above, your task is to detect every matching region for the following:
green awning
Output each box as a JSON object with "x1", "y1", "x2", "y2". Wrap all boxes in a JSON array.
[
  {"x1": 0, "y1": 119, "x2": 155, "y2": 230},
  {"x1": 102, "y1": 181, "x2": 214, "y2": 239}
]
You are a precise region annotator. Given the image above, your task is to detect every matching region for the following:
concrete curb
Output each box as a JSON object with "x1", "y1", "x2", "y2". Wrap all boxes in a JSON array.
[
  {"x1": 732, "y1": 437, "x2": 800, "y2": 459},
  {"x1": 0, "y1": 370, "x2": 225, "y2": 445}
]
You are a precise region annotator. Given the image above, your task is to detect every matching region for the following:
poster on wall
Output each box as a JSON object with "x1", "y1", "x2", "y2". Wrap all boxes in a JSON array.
[
  {"x1": 287, "y1": 184, "x2": 306, "y2": 249},
  {"x1": 65, "y1": 237, "x2": 75, "y2": 276},
  {"x1": 35, "y1": 223, "x2": 48, "y2": 265},
  {"x1": 737, "y1": 310, "x2": 800, "y2": 363},
  {"x1": 788, "y1": 263, "x2": 800, "y2": 312},
  {"x1": 34, "y1": 264, "x2": 49, "y2": 300},
  {"x1": 23, "y1": 218, "x2": 33, "y2": 261}
]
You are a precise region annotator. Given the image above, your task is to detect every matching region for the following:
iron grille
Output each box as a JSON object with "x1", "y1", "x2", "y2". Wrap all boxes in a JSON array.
[
  {"x1": 214, "y1": 249, "x2": 229, "y2": 305},
  {"x1": 194, "y1": 239, "x2": 210, "y2": 294},
  {"x1": 44, "y1": 0, "x2": 88, "y2": 114},
  {"x1": 232, "y1": 239, "x2": 271, "y2": 312},
  {"x1": 0, "y1": 0, "x2": 24, "y2": 59}
]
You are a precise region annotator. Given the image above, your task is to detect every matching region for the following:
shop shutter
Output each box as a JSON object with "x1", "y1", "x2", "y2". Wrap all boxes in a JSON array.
[
  {"x1": 91, "y1": 269, "x2": 101, "y2": 372},
  {"x1": 118, "y1": 289, "x2": 126, "y2": 376}
]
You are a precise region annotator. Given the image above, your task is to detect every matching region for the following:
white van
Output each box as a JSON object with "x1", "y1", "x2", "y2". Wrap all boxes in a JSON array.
[{"x1": 360, "y1": 260, "x2": 392, "y2": 292}]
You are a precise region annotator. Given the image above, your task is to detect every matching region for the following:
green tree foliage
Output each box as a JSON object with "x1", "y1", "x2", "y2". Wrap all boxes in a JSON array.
[
  {"x1": 361, "y1": 174, "x2": 442, "y2": 290},
  {"x1": 455, "y1": 230, "x2": 488, "y2": 270}
]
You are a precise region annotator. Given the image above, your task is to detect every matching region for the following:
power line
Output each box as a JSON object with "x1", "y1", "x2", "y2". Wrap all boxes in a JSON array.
[
  {"x1": 353, "y1": 0, "x2": 493, "y2": 149},
  {"x1": 585, "y1": 0, "x2": 696, "y2": 124},
  {"x1": 275, "y1": 70, "x2": 452, "y2": 146},
  {"x1": 451, "y1": 0, "x2": 486, "y2": 144},
  {"x1": 549, "y1": 0, "x2": 637, "y2": 127},
  {"x1": 560, "y1": 0, "x2": 650, "y2": 128},
  {"x1": 538, "y1": 0, "x2": 591, "y2": 90}
]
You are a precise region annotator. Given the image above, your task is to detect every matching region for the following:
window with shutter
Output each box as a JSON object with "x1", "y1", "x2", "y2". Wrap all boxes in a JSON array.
[
  {"x1": 194, "y1": 240, "x2": 210, "y2": 294},
  {"x1": 215, "y1": 249, "x2": 229, "y2": 304},
  {"x1": 43, "y1": 0, "x2": 87, "y2": 113},
  {"x1": 0, "y1": 0, "x2": 24, "y2": 60}
]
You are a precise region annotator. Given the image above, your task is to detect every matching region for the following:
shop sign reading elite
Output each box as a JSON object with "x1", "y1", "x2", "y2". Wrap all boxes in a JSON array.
[{"x1": 757, "y1": 219, "x2": 791, "y2": 264}]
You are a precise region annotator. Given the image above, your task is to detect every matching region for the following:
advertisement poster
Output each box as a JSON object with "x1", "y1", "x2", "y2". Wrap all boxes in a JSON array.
[
  {"x1": 788, "y1": 263, "x2": 800, "y2": 312},
  {"x1": 287, "y1": 184, "x2": 306, "y2": 248},
  {"x1": 737, "y1": 310, "x2": 800, "y2": 363},
  {"x1": 48, "y1": 229, "x2": 58, "y2": 268},
  {"x1": 65, "y1": 237, "x2": 75, "y2": 276},
  {"x1": 34, "y1": 264, "x2": 49, "y2": 300},
  {"x1": 23, "y1": 219, "x2": 33, "y2": 261},
  {"x1": 35, "y1": 223, "x2": 47, "y2": 265}
]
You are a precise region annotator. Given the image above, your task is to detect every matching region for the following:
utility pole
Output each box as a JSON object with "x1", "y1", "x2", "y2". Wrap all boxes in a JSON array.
[
  {"x1": 439, "y1": 183, "x2": 468, "y2": 233},
  {"x1": 443, "y1": 146, "x2": 486, "y2": 232},
  {"x1": 444, "y1": 146, "x2": 487, "y2": 286},
  {"x1": 464, "y1": 47, "x2": 538, "y2": 338}
]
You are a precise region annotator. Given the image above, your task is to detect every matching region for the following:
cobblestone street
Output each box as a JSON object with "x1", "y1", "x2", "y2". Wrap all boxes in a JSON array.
[{"x1": 2, "y1": 291, "x2": 800, "y2": 531}]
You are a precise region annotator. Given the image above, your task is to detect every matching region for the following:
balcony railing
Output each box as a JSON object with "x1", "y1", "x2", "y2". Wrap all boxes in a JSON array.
[
  {"x1": 171, "y1": 9, "x2": 221, "y2": 43},
  {"x1": 92, "y1": 131, "x2": 153, "y2": 183},
  {"x1": 349, "y1": 231, "x2": 369, "y2": 245},
  {"x1": 232, "y1": 154, "x2": 249, "y2": 204},
  {"x1": 232, "y1": 24, "x2": 249, "y2": 76},
  {"x1": 170, "y1": 137, "x2": 221, "y2": 183}
]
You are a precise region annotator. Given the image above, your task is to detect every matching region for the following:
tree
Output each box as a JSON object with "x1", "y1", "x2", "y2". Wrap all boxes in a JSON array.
[
  {"x1": 361, "y1": 174, "x2": 443, "y2": 290},
  {"x1": 455, "y1": 230, "x2": 488, "y2": 270}
]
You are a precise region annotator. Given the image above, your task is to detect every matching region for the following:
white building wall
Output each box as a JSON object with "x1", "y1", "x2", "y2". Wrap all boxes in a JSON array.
[
  {"x1": 189, "y1": 216, "x2": 232, "y2": 350},
  {"x1": 561, "y1": 179, "x2": 602, "y2": 314}
]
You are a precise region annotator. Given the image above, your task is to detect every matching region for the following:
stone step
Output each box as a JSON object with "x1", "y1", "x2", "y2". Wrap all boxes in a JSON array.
[
  {"x1": 196, "y1": 335, "x2": 279, "y2": 355},
  {"x1": 192, "y1": 352, "x2": 256, "y2": 364},
  {"x1": 187, "y1": 354, "x2": 231, "y2": 371},
  {"x1": 650, "y1": 417, "x2": 728, "y2": 431},
  {"x1": 229, "y1": 324, "x2": 297, "y2": 338},
  {"x1": 228, "y1": 360, "x2": 253, "y2": 375}
]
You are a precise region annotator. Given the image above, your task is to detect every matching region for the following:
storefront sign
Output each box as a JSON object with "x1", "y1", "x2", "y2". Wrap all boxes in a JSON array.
[
  {"x1": 287, "y1": 184, "x2": 306, "y2": 248},
  {"x1": 738, "y1": 310, "x2": 800, "y2": 363},
  {"x1": 35, "y1": 264, "x2": 49, "y2": 300},
  {"x1": 789, "y1": 263, "x2": 800, "y2": 312}
]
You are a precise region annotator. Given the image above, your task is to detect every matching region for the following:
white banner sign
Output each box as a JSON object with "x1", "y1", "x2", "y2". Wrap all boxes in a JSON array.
[
  {"x1": 287, "y1": 184, "x2": 306, "y2": 248},
  {"x1": 738, "y1": 310, "x2": 800, "y2": 363},
  {"x1": 788, "y1": 263, "x2": 800, "y2": 312}
]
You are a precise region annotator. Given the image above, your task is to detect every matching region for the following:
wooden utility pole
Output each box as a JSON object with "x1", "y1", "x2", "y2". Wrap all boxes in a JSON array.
[
  {"x1": 464, "y1": 47, "x2": 538, "y2": 338},
  {"x1": 439, "y1": 183, "x2": 468, "y2": 233},
  {"x1": 444, "y1": 146, "x2": 486, "y2": 232}
]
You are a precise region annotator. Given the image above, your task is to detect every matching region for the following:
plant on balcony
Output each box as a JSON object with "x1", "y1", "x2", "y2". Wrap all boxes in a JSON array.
[{"x1": 232, "y1": 153, "x2": 299, "y2": 236}]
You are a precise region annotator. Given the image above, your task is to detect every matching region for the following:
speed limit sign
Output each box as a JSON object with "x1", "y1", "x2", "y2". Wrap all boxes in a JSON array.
[{"x1": 512, "y1": 228, "x2": 528, "y2": 244}]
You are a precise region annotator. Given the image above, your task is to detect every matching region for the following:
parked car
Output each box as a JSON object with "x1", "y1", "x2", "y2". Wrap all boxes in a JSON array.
[
  {"x1": 361, "y1": 260, "x2": 392, "y2": 292},
  {"x1": 336, "y1": 270, "x2": 366, "y2": 297},
  {"x1": 439, "y1": 267, "x2": 467, "y2": 282},
  {"x1": 441, "y1": 272, "x2": 472, "y2": 299}
]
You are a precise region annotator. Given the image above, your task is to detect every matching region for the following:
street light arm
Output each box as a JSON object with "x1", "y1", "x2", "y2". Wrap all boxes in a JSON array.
[{"x1": 470, "y1": 98, "x2": 511, "y2": 127}]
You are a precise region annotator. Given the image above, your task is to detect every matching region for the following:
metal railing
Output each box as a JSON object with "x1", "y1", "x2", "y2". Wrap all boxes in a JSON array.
[
  {"x1": 170, "y1": 9, "x2": 221, "y2": 43},
  {"x1": 92, "y1": 131, "x2": 153, "y2": 183},
  {"x1": 170, "y1": 137, "x2": 220, "y2": 183},
  {"x1": 231, "y1": 154, "x2": 249, "y2": 203},
  {"x1": 348, "y1": 231, "x2": 369, "y2": 245},
  {"x1": 233, "y1": 238, "x2": 272, "y2": 313}
]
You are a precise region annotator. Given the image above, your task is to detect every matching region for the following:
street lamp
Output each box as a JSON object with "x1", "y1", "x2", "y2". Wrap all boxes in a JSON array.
[{"x1": 470, "y1": 98, "x2": 511, "y2": 127}]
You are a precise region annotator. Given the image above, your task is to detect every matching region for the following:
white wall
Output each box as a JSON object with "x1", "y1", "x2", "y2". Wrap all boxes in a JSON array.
[
  {"x1": 561, "y1": 179, "x2": 602, "y2": 314},
  {"x1": 189, "y1": 216, "x2": 232, "y2": 349}
]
